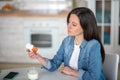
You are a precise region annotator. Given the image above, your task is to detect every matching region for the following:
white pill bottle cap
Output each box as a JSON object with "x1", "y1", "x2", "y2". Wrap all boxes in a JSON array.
[{"x1": 26, "y1": 43, "x2": 34, "y2": 51}]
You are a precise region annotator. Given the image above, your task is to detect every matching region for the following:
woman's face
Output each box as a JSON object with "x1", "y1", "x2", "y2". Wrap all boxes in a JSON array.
[{"x1": 67, "y1": 14, "x2": 84, "y2": 36}]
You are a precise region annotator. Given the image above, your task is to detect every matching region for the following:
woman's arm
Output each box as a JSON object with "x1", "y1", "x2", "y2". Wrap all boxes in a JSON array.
[
  {"x1": 27, "y1": 49, "x2": 47, "y2": 66},
  {"x1": 44, "y1": 40, "x2": 65, "y2": 71}
]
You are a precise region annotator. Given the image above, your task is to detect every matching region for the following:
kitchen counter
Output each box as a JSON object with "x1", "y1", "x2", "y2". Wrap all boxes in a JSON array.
[{"x1": 0, "y1": 10, "x2": 68, "y2": 18}]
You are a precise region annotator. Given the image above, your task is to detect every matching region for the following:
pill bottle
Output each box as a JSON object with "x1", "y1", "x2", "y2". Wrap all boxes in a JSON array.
[{"x1": 26, "y1": 43, "x2": 38, "y2": 54}]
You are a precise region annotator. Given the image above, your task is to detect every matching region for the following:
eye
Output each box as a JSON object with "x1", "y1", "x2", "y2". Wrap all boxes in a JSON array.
[{"x1": 72, "y1": 23, "x2": 77, "y2": 26}]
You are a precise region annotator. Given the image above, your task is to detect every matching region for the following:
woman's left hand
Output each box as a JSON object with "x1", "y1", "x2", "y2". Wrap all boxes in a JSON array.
[
  {"x1": 60, "y1": 66, "x2": 78, "y2": 77},
  {"x1": 60, "y1": 66, "x2": 74, "y2": 76}
]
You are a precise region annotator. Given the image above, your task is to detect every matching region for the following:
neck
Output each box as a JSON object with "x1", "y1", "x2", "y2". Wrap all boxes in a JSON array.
[{"x1": 74, "y1": 35, "x2": 84, "y2": 45}]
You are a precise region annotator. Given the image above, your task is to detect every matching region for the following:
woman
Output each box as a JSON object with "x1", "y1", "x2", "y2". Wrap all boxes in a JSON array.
[{"x1": 27, "y1": 7, "x2": 105, "y2": 80}]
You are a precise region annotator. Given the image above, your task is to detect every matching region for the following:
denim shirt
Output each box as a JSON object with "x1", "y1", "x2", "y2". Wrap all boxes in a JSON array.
[{"x1": 44, "y1": 36, "x2": 105, "y2": 80}]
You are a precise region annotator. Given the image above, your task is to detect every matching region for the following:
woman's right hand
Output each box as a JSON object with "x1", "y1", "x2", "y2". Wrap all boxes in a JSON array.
[
  {"x1": 26, "y1": 49, "x2": 47, "y2": 66},
  {"x1": 26, "y1": 49, "x2": 38, "y2": 59}
]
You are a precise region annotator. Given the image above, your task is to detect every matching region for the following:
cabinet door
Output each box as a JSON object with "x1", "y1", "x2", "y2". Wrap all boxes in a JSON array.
[{"x1": 0, "y1": 17, "x2": 25, "y2": 62}]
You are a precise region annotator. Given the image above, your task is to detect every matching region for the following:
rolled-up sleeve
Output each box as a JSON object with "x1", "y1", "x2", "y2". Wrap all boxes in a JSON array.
[
  {"x1": 78, "y1": 69, "x2": 85, "y2": 80},
  {"x1": 44, "y1": 58, "x2": 52, "y2": 70},
  {"x1": 43, "y1": 39, "x2": 65, "y2": 72}
]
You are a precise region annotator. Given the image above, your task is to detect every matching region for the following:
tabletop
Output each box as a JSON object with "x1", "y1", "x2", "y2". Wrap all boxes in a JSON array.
[{"x1": 0, "y1": 67, "x2": 79, "y2": 80}]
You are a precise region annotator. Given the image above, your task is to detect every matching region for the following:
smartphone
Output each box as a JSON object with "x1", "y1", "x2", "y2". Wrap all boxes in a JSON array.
[{"x1": 3, "y1": 72, "x2": 19, "y2": 80}]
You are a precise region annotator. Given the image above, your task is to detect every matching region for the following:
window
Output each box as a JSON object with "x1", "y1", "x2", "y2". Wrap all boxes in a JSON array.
[{"x1": 96, "y1": 0, "x2": 111, "y2": 44}]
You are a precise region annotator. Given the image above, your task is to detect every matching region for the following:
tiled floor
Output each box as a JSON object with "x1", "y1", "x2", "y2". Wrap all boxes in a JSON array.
[{"x1": 0, "y1": 63, "x2": 120, "y2": 80}]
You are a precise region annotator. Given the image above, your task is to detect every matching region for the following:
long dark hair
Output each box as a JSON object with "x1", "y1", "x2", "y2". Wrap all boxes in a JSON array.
[{"x1": 67, "y1": 7, "x2": 105, "y2": 63}]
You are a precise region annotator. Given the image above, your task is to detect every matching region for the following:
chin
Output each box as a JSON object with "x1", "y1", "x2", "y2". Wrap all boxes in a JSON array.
[{"x1": 68, "y1": 34, "x2": 74, "y2": 36}]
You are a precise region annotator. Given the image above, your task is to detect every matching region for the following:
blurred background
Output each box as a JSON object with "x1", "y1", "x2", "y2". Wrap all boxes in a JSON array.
[
  {"x1": 0, "y1": 0, "x2": 119, "y2": 67},
  {"x1": 0, "y1": 0, "x2": 120, "y2": 79}
]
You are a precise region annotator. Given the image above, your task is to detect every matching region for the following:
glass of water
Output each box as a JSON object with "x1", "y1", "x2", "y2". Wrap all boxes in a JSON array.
[{"x1": 27, "y1": 67, "x2": 38, "y2": 80}]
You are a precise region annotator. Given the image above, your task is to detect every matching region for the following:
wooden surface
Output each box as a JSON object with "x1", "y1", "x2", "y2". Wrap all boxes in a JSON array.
[
  {"x1": 0, "y1": 63, "x2": 120, "y2": 80},
  {"x1": 0, "y1": 62, "x2": 40, "y2": 69},
  {"x1": 0, "y1": 10, "x2": 68, "y2": 18}
]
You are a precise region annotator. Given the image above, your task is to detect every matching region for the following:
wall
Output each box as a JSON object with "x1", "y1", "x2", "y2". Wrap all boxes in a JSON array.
[
  {"x1": 0, "y1": 17, "x2": 67, "y2": 63},
  {"x1": 1, "y1": 0, "x2": 119, "y2": 63},
  {"x1": 0, "y1": 0, "x2": 88, "y2": 63}
]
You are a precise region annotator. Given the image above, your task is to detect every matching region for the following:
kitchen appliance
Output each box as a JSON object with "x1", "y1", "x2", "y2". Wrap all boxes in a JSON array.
[{"x1": 24, "y1": 20, "x2": 59, "y2": 59}]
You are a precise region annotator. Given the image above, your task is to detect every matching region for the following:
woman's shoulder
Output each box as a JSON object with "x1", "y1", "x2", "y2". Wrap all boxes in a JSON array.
[
  {"x1": 63, "y1": 36, "x2": 74, "y2": 42},
  {"x1": 81, "y1": 39, "x2": 100, "y2": 49},
  {"x1": 87, "y1": 39, "x2": 100, "y2": 47},
  {"x1": 61, "y1": 36, "x2": 74, "y2": 46},
  {"x1": 88, "y1": 39, "x2": 99, "y2": 44}
]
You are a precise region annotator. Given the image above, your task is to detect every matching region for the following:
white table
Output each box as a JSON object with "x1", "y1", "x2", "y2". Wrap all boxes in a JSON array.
[{"x1": 0, "y1": 67, "x2": 78, "y2": 80}]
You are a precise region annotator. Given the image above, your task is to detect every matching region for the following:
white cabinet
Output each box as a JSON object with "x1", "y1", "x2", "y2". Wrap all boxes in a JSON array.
[
  {"x1": 87, "y1": 0, "x2": 120, "y2": 54},
  {"x1": 0, "y1": 17, "x2": 26, "y2": 63},
  {"x1": 0, "y1": 17, "x2": 67, "y2": 63},
  {"x1": 23, "y1": 17, "x2": 67, "y2": 59},
  {"x1": 23, "y1": 17, "x2": 67, "y2": 44}
]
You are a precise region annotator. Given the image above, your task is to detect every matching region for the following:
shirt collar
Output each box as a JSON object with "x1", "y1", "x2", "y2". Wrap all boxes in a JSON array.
[
  {"x1": 80, "y1": 39, "x2": 87, "y2": 49},
  {"x1": 70, "y1": 36, "x2": 87, "y2": 49}
]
